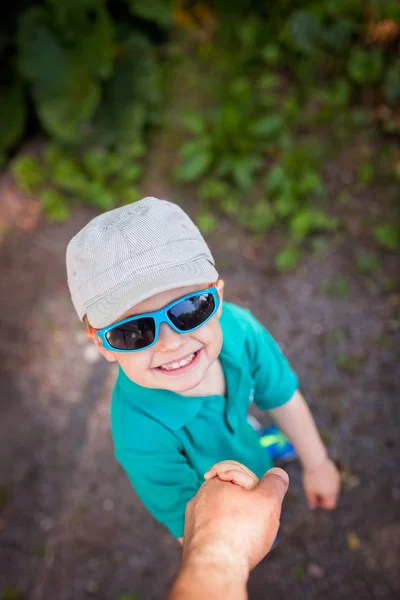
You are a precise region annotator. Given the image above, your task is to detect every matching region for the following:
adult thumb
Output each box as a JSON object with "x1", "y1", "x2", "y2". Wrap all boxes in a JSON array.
[{"x1": 257, "y1": 467, "x2": 289, "y2": 505}]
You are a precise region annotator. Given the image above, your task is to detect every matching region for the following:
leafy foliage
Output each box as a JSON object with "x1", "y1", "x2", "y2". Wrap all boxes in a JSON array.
[
  {"x1": 1, "y1": 0, "x2": 168, "y2": 156},
  {"x1": 3, "y1": 0, "x2": 400, "y2": 272}
]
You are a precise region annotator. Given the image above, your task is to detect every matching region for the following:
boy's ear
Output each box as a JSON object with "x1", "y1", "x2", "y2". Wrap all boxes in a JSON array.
[
  {"x1": 216, "y1": 279, "x2": 224, "y2": 317},
  {"x1": 93, "y1": 337, "x2": 118, "y2": 363},
  {"x1": 85, "y1": 323, "x2": 117, "y2": 363}
]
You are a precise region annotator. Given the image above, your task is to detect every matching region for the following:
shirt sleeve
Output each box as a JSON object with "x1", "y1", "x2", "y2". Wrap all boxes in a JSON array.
[
  {"x1": 244, "y1": 309, "x2": 298, "y2": 410},
  {"x1": 115, "y1": 428, "x2": 202, "y2": 538}
]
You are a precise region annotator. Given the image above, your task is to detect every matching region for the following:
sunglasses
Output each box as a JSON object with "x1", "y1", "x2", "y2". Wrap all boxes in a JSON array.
[{"x1": 95, "y1": 286, "x2": 220, "y2": 353}]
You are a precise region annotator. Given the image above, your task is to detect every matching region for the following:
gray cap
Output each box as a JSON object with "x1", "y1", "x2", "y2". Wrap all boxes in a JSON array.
[{"x1": 66, "y1": 197, "x2": 218, "y2": 328}]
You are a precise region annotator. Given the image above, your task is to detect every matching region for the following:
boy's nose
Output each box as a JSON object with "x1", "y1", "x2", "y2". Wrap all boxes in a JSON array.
[{"x1": 157, "y1": 322, "x2": 185, "y2": 352}]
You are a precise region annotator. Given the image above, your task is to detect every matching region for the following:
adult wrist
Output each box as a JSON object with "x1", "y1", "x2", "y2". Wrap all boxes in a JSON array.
[
  {"x1": 171, "y1": 553, "x2": 248, "y2": 600},
  {"x1": 183, "y1": 538, "x2": 249, "y2": 583}
]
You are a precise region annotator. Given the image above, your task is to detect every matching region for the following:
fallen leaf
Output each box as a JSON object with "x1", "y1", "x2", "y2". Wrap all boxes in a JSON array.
[{"x1": 347, "y1": 532, "x2": 361, "y2": 551}]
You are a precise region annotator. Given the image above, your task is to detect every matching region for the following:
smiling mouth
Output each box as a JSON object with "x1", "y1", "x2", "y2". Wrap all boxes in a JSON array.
[{"x1": 156, "y1": 350, "x2": 200, "y2": 372}]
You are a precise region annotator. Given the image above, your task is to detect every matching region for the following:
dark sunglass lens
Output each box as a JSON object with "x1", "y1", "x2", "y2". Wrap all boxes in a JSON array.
[
  {"x1": 106, "y1": 318, "x2": 155, "y2": 350},
  {"x1": 168, "y1": 293, "x2": 215, "y2": 331}
]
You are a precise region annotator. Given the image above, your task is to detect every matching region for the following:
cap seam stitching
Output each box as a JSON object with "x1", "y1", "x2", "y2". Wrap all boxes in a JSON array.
[
  {"x1": 83, "y1": 257, "x2": 216, "y2": 308},
  {"x1": 75, "y1": 240, "x2": 212, "y2": 291}
]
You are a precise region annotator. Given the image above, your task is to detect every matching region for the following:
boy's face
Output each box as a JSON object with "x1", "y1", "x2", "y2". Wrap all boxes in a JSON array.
[{"x1": 93, "y1": 280, "x2": 224, "y2": 395}]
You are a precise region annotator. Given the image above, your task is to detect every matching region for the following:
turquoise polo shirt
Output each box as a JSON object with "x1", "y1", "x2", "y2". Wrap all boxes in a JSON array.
[{"x1": 111, "y1": 302, "x2": 298, "y2": 538}]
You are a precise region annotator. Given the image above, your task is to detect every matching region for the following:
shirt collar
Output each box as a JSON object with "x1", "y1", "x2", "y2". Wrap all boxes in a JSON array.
[{"x1": 117, "y1": 338, "x2": 245, "y2": 431}]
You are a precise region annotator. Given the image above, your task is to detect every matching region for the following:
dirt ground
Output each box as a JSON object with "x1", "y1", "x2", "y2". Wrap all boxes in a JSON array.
[{"x1": 0, "y1": 191, "x2": 399, "y2": 600}]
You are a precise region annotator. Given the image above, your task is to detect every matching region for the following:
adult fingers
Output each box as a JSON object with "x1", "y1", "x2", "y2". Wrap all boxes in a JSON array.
[{"x1": 257, "y1": 467, "x2": 289, "y2": 505}]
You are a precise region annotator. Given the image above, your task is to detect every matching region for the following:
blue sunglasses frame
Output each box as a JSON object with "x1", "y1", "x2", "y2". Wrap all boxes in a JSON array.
[{"x1": 95, "y1": 286, "x2": 220, "y2": 353}]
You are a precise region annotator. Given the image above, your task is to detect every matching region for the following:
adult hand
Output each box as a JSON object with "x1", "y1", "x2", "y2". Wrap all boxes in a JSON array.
[
  {"x1": 169, "y1": 464, "x2": 289, "y2": 599},
  {"x1": 183, "y1": 465, "x2": 289, "y2": 572}
]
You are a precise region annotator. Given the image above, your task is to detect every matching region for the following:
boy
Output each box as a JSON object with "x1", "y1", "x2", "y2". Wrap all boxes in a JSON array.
[{"x1": 66, "y1": 197, "x2": 340, "y2": 540}]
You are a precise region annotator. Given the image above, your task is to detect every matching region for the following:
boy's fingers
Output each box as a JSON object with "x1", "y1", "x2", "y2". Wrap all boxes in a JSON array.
[
  {"x1": 320, "y1": 494, "x2": 337, "y2": 510},
  {"x1": 204, "y1": 460, "x2": 257, "y2": 480},
  {"x1": 217, "y1": 468, "x2": 259, "y2": 490},
  {"x1": 306, "y1": 491, "x2": 317, "y2": 510}
]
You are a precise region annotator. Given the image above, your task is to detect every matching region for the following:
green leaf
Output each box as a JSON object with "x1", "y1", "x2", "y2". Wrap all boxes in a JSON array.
[
  {"x1": 197, "y1": 212, "x2": 217, "y2": 234},
  {"x1": 265, "y1": 164, "x2": 286, "y2": 193},
  {"x1": 323, "y1": 277, "x2": 349, "y2": 298},
  {"x1": 180, "y1": 139, "x2": 210, "y2": 159},
  {"x1": 355, "y1": 253, "x2": 380, "y2": 275},
  {"x1": 176, "y1": 152, "x2": 212, "y2": 182},
  {"x1": 288, "y1": 11, "x2": 322, "y2": 54},
  {"x1": 0, "y1": 81, "x2": 26, "y2": 154},
  {"x1": 36, "y1": 76, "x2": 100, "y2": 142},
  {"x1": 250, "y1": 114, "x2": 285, "y2": 138},
  {"x1": 11, "y1": 155, "x2": 44, "y2": 193},
  {"x1": 297, "y1": 171, "x2": 324, "y2": 197},
  {"x1": 358, "y1": 163, "x2": 375, "y2": 185},
  {"x1": 274, "y1": 190, "x2": 297, "y2": 217},
  {"x1": 129, "y1": 0, "x2": 173, "y2": 27},
  {"x1": 374, "y1": 224, "x2": 400, "y2": 251},
  {"x1": 41, "y1": 189, "x2": 71, "y2": 221},
  {"x1": 275, "y1": 246, "x2": 303, "y2": 273},
  {"x1": 73, "y1": 7, "x2": 115, "y2": 79},
  {"x1": 290, "y1": 210, "x2": 337, "y2": 242},
  {"x1": 18, "y1": 8, "x2": 69, "y2": 94},
  {"x1": 86, "y1": 181, "x2": 116, "y2": 210},
  {"x1": 240, "y1": 201, "x2": 276, "y2": 234},
  {"x1": 50, "y1": 157, "x2": 88, "y2": 194},
  {"x1": 183, "y1": 113, "x2": 206, "y2": 135},
  {"x1": 348, "y1": 49, "x2": 383, "y2": 85},
  {"x1": 199, "y1": 180, "x2": 231, "y2": 202},
  {"x1": 2, "y1": 587, "x2": 23, "y2": 600},
  {"x1": 384, "y1": 57, "x2": 400, "y2": 105}
]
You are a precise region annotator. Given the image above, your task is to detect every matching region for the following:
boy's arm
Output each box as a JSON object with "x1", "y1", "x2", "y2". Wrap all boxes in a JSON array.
[
  {"x1": 242, "y1": 310, "x2": 340, "y2": 509},
  {"x1": 269, "y1": 390, "x2": 340, "y2": 509},
  {"x1": 269, "y1": 389, "x2": 327, "y2": 470}
]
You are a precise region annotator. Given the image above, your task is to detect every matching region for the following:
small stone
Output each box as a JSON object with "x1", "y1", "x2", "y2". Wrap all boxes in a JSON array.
[
  {"x1": 311, "y1": 323, "x2": 323, "y2": 336},
  {"x1": 391, "y1": 487, "x2": 400, "y2": 500},
  {"x1": 83, "y1": 344, "x2": 100, "y2": 364},
  {"x1": 85, "y1": 580, "x2": 99, "y2": 594},
  {"x1": 308, "y1": 563, "x2": 324, "y2": 578},
  {"x1": 341, "y1": 472, "x2": 361, "y2": 492},
  {"x1": 340, "y1": 172, "x2": 353, "y2": 185},
  {"x1": 103, "y1": 498, "x2": 114, "y2": 511},
  {"x1": 40, "y1": 518, "x2": 54, "y2": 532}
]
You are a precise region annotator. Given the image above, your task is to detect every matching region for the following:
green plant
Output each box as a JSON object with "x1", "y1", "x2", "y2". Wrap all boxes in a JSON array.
[
  {"x1": 275, "y1": 246, "x2": 303, "y2": 273},
  {"x1": 0, "y1": 0, "x2": 169, "y2": 159},
  {"x1": 355, "y1": 252, "x2": 380, "y2": 274},
  {"x1": 176, "y1": 76, "x2": 287, "y2": 191},
  {"x1": 323, "y1": 277, "x2": 349, "y2": 298},
  {"x1": 374, "y1": 224, "x2": 400, "y2": 251}
]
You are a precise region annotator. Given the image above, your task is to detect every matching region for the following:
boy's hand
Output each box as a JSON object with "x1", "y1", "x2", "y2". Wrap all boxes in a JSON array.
[
  {"x1": 303, "y1": 457, "x2": 341, "y2": 510},
  {"x1": 204, "y1": 460, "x2": 259, "y2": 490}
]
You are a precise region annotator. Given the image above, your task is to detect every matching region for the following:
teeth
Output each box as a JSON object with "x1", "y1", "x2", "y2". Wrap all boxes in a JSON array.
[{"x1": 160, "y1": 353, "x2": 195, "y2": 371}]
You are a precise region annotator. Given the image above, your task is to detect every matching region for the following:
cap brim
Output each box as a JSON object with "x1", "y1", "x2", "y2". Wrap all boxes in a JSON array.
[{"x1": 85, "y1": 258, "x2": 219, "y2": 328}]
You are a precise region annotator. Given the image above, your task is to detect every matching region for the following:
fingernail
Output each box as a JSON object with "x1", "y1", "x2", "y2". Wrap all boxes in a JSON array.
[{"x1": 267, "y1": 467, "x2": 289, "y2": 487}]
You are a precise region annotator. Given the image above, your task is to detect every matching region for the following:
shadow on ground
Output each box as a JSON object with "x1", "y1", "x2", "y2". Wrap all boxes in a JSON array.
[{"x1": 0, "y1": 205, "x2": 399, "y2": 600}]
